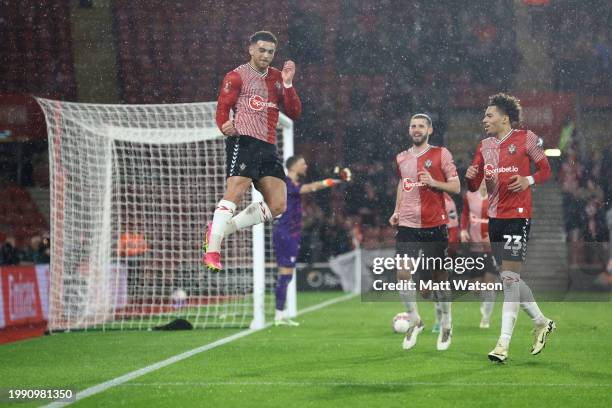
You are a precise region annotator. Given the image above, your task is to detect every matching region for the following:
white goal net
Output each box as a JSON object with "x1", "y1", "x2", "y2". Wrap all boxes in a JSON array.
[{"x1": 36, "y1": 98, "x2": 295, "y2": 331}]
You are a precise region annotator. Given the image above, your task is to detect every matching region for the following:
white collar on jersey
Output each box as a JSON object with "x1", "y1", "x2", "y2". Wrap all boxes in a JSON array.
[
  {"x1": 495, "y1": 128, "x2": 515, "y2": 144},
  {"x1": 247, "y1": 63, "x2": 268, "y2": 77},
  {"x1": 409, "y1": 144, "x2": 432, "y2": 158}
]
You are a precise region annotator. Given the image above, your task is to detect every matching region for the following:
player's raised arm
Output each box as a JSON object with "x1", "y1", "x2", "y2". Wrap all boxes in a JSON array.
[
  {"x1": 299, "y1": 178, "x2": 342, "y2": 194},
  {"x1": 280, "y1": 60, "x2": 302, "y2": 120},
  {"x1": 215, "y1": 71, "x2": 242, "y2": 135},
  {"x1": 466, "y1": 141, "x2": 485, "y2": 192}
]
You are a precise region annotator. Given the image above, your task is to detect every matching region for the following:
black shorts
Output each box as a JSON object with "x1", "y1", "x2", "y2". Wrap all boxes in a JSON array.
[
  {"x1": 396, "y1": 225, "x2": 448, "y2": 274},
  {"x1": 225, "y1": 135, "x2": 285, "y2": 182},
  {"x1": 488, "y1": 218, "x2": 531, "y2": 264},
  {"x1": 466, "y1": 252, "x2": 498, "y2": 278}
]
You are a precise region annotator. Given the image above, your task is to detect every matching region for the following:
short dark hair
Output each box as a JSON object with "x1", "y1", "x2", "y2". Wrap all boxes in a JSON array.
[
  {"x1": 488, "y1": 93, "x2": 522, "y2": 127},
  {"x1": 285, "y1": 155, "x2": 304, "y2": 170},
  {"x1": 249, "y1": 31, "x2": 278, "y2": 45},
  {"x1": 410, "y1": 113, "x2": 433, "y2": 127}
]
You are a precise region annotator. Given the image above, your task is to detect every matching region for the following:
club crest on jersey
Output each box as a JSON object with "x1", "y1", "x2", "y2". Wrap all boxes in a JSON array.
[
  {"x1": 424, "y1": 159, "x2": 432, "y2": 168},
  {"x1": 249, "y1": 95, "x2": 277, "y2": 111},
  {"x1": 403, "y1": 177, "x2": 426, "y2": 192},
  {"x1": 508, "y1": 144, "x2": 516, "y2": 154}
]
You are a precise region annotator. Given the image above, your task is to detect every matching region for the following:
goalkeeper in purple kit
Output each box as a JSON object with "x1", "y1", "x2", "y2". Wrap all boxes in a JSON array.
[{"x1": 273, "y1": 155, "x2": 350, "y2": 326}]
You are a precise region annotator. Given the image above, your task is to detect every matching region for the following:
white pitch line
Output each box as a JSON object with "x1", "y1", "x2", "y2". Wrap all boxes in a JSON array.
[
  {"x1": 43, "y1": 293, "x2": 357, "y2": 408},
  {"x1": 119, "y1": 381, "x2": 612, "y2": 389}
]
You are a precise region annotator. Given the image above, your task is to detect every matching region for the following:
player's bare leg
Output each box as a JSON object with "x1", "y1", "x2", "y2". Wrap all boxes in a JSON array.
[
  {"x1": 274, "y1": 267, "x2": 299, "y2": 327},
  {"x1": 204, "y1": 176, "x2": 252, "y2": 270},
  {"x1": 254, "y1": 176, "x2": 287, "y2": 217},
  {"x1": 205, "y1": 175, "x2": 286, "y2": 270}
]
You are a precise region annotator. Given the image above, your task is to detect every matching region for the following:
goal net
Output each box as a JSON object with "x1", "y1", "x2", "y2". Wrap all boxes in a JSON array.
[{"x1": 36, "y1": 98, "x2": 295, "y2": 331}]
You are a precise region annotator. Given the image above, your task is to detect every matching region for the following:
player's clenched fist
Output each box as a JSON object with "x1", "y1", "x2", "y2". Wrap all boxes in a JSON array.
[
  {"x1": 282, "y1": 60, "x2": 296, "y2": 86},
  {"x1": 221, "y1": 120, "x2": 239, "y2": 136},
  {"x1": 465, "y1": 165, "x2": 479, "y2": 179},
  {"x1": 389, "y1": 212, "x2": 400, "y2": 226}
]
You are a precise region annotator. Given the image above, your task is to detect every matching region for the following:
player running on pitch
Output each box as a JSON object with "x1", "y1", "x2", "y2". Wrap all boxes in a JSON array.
[
  {"x1": 272, "y1": 155, "x2": 349, "y2": 326},
  {"x1": 460, "y1": 179, "x2": 497, "y2": 329},
  {"x1": 390, "y1": 113, "x2": 460, "y2": 351},
  {"x1": 204, "y1": 31, "x2": 302, "y2": 270},
  {"x1": 465, "y1": 93, "x2": 555, "y2": 362}
]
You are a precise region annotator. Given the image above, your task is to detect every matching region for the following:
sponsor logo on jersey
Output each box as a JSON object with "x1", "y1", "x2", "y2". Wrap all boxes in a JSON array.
[
  {"x1": 508, "y1": 144, "x2": 516, "y2": 154},
  {"x1": 403, "y1": 177, "x2": 426, "y2": 192},
  {"x1": 484, "y1": 164, "x2": 519, "y2": 180},
  {"x1": 249, "y1": 95, "x2": 277, "y2": 111},
  {"x1": 275, "y1": 81, "x2": 282, "y2": 90},
  {"x1": 424, "y1": 159, "x2": 432, "y2": 168},
  {"x1": 224, "y1": 81, "x2": 232, "y2": 93}
]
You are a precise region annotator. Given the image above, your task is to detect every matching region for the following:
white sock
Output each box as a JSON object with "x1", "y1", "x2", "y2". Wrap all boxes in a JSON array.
[
  {"x1": 399, "y1": 289, "x2": 420, "y2": 324},
  {"x1": 499, "y1": 270, "x2": 520, "y2": 348},
  {"x1": 275, "y1": 309, "x2": 283, "y2": 321},
  {"x1": 518, "y1": 279, "x2": 547, "y2": 326},
  {"x1": 434, "y1": 302, "x2": 442, "y2": 325},
  {"x1": 225, "y1": 201, "x2": 272, "y2": 238},
  {"x1": 481, "y1": 290, "x2": 495, "y2": 321},
  {"x1": 208, "y1": 199, "x2": 236, "y2": 252},
  {"x1": 436, "y1": 290, "x2": 452, "y2": 329}
]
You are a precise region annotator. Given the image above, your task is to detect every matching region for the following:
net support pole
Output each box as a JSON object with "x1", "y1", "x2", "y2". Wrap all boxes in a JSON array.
[
  {"x1": 250, "y1": 187, "x2": 266, "y2": 330},
  {"x1": 279, "y1": 116, "x2": 297, "y2": 318}
]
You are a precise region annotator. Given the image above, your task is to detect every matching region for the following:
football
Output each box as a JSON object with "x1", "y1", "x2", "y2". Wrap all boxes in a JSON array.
[
  {"x1": 392, "y1": 312, "x2": 411, "y2": 333},
  {"x1": 172, "y1": 289, "x2": 187, "y2": 309}
]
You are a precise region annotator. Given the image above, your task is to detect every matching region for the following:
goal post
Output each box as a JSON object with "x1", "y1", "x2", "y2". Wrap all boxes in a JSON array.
[{"x1": 36, "y1": 98, "x2": 296, "y2": 331}]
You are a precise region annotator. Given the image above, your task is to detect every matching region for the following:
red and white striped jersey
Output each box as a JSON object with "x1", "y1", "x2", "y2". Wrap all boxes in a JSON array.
[
  {"x1": 216, "y1": 63, "x2": 302, "y2": 144},
  {"x1": 461, "y1": 190, "x2": 490, "y2": 252},
  {"x1": 466, "y1": 129, "x2": 552, "y2": 219},
  {"x1": 396, "y1": 145, "x2": 458, "y2": 228}
]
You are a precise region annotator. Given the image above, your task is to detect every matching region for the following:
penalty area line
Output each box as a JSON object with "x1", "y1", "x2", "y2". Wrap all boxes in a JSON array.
[{"x1": 43, "y1": 293, "x2": 357, "y2": 408}]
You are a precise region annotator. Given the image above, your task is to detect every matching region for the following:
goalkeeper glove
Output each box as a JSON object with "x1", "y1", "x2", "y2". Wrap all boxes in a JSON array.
[{"x1": 333, "y1": 166, "x2": 352, "y2": 182}]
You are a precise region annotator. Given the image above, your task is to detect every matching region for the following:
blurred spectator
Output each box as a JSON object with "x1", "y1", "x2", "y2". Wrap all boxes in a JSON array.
[
  {"x1": 0, "y1": 236, "x2": 21, "y2": 266},
  {"x1": 22, "y1": 235, "x2": 50, "y2": 264}
]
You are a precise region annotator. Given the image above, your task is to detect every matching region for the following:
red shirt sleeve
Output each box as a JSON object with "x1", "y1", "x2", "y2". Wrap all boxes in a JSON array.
[
  {"x1": 215, "y1": 71, "x2": 242, "y2": 132},
  {"x1": 460, "y1": 194, "x2": 470, "y2": 231},
  {"x1": 526, "y1": 130, "x2": 552, "y2": 184},
  {"x1": 281, "y1": 85, "x2": 302, "y2": 120},
  {"x1": 441, "y1": 147, "x2": 458, "y2": 180},
  {"x1": 466, "y1": 141, "x2": 485, "y2": 192}
]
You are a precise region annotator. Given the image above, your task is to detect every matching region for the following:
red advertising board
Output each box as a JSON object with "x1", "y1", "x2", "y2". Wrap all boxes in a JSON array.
[{"x1": 0, "y1": 265, "x2": 48, "y2": 344}]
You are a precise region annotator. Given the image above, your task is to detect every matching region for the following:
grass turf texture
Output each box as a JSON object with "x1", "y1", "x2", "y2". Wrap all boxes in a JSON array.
[{"x1": 1, "y1": 292, "x2": 610, "y2": 407}]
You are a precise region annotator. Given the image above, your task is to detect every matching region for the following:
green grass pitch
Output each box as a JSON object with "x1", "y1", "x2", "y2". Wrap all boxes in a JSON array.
[{"x1": 1, "y1": 292, "x2": 610, "y2": 407}]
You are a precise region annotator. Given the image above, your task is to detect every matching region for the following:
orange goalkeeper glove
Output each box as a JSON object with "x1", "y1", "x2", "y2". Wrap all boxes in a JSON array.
[{"x1": 334, "y1": 166, "x2": 352, "y2": 182}]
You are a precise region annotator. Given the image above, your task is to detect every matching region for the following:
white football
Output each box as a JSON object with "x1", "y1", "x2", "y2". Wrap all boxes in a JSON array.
[
  {"x1": 392, "y1": 312, "x2": 411, "y2": 333},
  {"x1": 172, "y1": 289, "x2": 187, "y2": 309}
]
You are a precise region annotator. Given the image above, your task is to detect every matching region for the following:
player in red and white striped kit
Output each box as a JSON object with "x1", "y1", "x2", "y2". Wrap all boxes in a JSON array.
[
  {"x1": 203, "y1": 31, "x2": 302, "y2": 270},
  {"x1": 390, "y1": 113, "x2": 460, "y2": 351},
  {"x1": 465, "y1": 93, "x2": 554, "y2": 362},
  {"x1": 460, "y1": 180, "x2": 497, "y2": 329}
]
